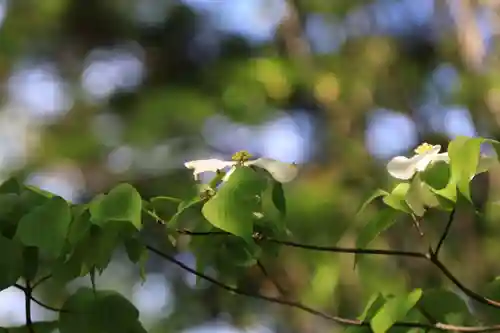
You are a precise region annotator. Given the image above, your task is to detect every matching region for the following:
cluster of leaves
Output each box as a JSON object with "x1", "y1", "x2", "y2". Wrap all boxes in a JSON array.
[
  {"x1": 3, "y1": 135, "x2": 500, "y2": 333},
  {"x1": 0, "y1": 160, "x2": 288, "y2": 332},
  {"x1": 0, "y1": 178, "x2": 149, "y2": 332},
  {"x1": 352, "y1": 136, "x2": 500, "y2": 331}
]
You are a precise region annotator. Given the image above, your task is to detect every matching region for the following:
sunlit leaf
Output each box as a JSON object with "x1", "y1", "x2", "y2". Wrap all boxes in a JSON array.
[
  {"x1": 370, "y1": 289, "x2": 422, "y2": 333},
  {"x1": 202, "y1": 166, "x2": 266, "y2": 242},
  {"x1": 382, "y1": 183, "x2": 412, "y2": 213},
  {"x1": 448, "y1": 136, "x2": 482, "y2": 201},
  {"x1": 90, "y1": 183, "x2": 142, "y2": 230}
]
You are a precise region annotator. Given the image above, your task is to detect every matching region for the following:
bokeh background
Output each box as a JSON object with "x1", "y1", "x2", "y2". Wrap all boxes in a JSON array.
[{"x1": 1, "y1": 0, "x2": 500, "y2": 331}]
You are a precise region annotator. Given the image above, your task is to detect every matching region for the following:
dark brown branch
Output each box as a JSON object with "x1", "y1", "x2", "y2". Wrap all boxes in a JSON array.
[
  {"x1": 173, "y1": 227, "x2": 500, "y2": 311},
  {"x1": 435, "y1": 208, "x2": 456, "y2": 257},
  {"x1": 429, "y1": 254, "x2": 500, "y2": 308},
  {"x1": 263, "y1": 237, "x2": 427, "y2": 259},
  {"x1": 24, "y1": 281, "x2": 35, "y2": 333},
  {"x1": 145, "y1": 244, "x2": 500, "y2": 332},
  {"x1": 14, "y1": 284, "x2": 68, "y2": 313}
]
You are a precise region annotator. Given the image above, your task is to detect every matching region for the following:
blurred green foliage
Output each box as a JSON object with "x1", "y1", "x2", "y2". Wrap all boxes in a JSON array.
[{"x1": 2, "y1": 0, "x2": 500, "y2": 332}]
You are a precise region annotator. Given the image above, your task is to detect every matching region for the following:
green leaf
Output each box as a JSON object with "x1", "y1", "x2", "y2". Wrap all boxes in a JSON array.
[
  {"x1": 219, "y1": 237, "x2": 261, "y2": 267},
  {"x1": 0, "y1": 177, "x2": 22, "y2": 194},
  {"x1": 418, "y1": 289, "x2": 472, "y2": 324},
  {"x1": 370, "y1": 289, "x2": 422, "y2": 333},
  {"x1": 25, "y1": 185, "x2": 55, "y2": 199},
  {"x1": 430, "y1": 180, "x2": 457, "y2": 207},
  {"x1": 359, "y1": 293, "x2": 386, "y2": 320},
  {"x1": 344, "y1": 294, "x2": 386, "y2": 333},
  {"x1": 188, "y1": 223, "x2": 222, "y2": 286},
  {"x1": 67, "y1": 207, "x2": 92, "y2": 246},
  {"x1": 52, "y1": 247, "x2": 88, "y2": 283},
  {"x1": 90, "y1": 183, "x2": 142, "y2": 230},
  {"x1": 420, "y1": 161, "x2": 451, "y2": 190},
  {"x1": 0, "y1": 193, "x2": 20, "y2": 220},
  {"x1": 356, "y1": 189, "x2": 389, "y2": 216},
  {"x1": 448, "y1": 136, "x2": 482, "y2": 201},
  {"x1": 202, "y1": 166, "x2": 267, "y2": 242},
  {"x1": 125, "y1": 237, "x2": 145, "y2": 263},
  {"x1": 124, "y1": 237, "x2": 143, "y2": 263},
  {"x1": 21, "y1": 246, "x2": 39, "y2": 281},
  {"x1": 59, "y1": 288, "x2": 96, "y2": 333},
  {"x1": 355, "y1": 208, "x2": 400, "y2": 267},
  {"x1": 92, "y1": 290, "x2": 140, "y2": 333},
  {"x1": 150, "y1": 196, "x2": 182, "y2": 204},
  {"x1": 382, "y1": 183, "x2": 412, "y2": 213},
  {"x1": 15, "y1": 196, "x2": 72, "y2": 258},
  {"x1": 60, "y1": 288, "x2": 143, "y2": 333},
  {"x1": 0, "y1": 235, "x2": 22, "y2": 291},
  {"x1": 0, "y1": 321, "x2": 58, "y2": 333},
  {"x1": 84, "y1": 223, "x2": 124, "y2": 271},
  {"x1": 405, "y1": 174, "x2": 440, "y2": 216},
  {"x1": 168, "y1": 196, "x2": 204, "y2": 228},
  {"x1": 271, "y1": 181, "x2": 286, "y2": 217}
]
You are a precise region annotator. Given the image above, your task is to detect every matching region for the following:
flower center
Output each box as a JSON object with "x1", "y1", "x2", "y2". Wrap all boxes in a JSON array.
[
  {"x1": 414, "y1": 143, "x2": 435, "y2": 155},
  {"x1": 232, "y1": 150, "x2": 252, "y2": 164}
]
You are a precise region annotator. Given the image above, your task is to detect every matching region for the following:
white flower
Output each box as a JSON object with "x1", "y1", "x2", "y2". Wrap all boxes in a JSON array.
[
  {"x1": 387, "y1": 143, "x2": 449, "y2": 180},
  {"x1": 184, "y1": 159, "x2": 235, "y2": 180},
  {"x1": 184, "y1": 157, "x2": 298, "y2": 183},
  {"x1": 387, "y1": 142, "x2": 497, "y2": 180}
]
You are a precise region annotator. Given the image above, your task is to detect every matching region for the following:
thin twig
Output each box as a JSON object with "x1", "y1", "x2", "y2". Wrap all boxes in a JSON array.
[
  {"x1": 172, "y1": 227, "x2": 500, "y2": 310},
  {"x1": 257, "y1": 260, "x2": 290, "y2": 298},
  {"x1": 435, "y1": 208, "x2": 456, "y2": 257},
  {"x1": 32, "y1": 275, "x2": 52, "y2": 289},
  {"x1": 177, "y1": 229, "x2": 228, "y2": 236},
  {"x1": 263, "y1": 237, "x2": 427, "y2": 259},
  {"x1": 429, "y1": 255, "x2": 500, "y2": 309},
  {"x1": 175, "y1": 228, "x2": 427, "y2": 258},
  {"x1": 24, "y1": 281, "x2": 35, "y2": 333},
  {"x1": 145, "y1": 244, "x2": 500, "y2": 332},
  {"x1": 411, "y1": 214, "x2": 426, "y2": 239},
  {"x1": 14, "y1": 284, "x2": 68, "y2": 313}
]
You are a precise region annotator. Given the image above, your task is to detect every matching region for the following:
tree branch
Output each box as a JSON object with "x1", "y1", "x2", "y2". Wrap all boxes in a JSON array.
[
  {"x1": 174, "y1": 226, "x2": 500, "y2": 310},
  {"x1": 14, "y1": 284, "x2": 68, "y2": 313},
  {"x1": 435, "y1": 208, "x2": 456, "y2": 257},
  {"x1": 263, "y1": 237, "x2": 427, "y2": 259},
  {"x1": 24, "y1": 281, "x2": 35, "y2": 333},
  {"x1": 429, "y1": 256, "x2": 500, "y2": 309},
  {"x1": 145, "y1": 244, "x2": 500, "y2": 332}
]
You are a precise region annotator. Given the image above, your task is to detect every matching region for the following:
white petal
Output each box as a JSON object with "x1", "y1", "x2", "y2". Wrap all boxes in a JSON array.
[
  {"x1": 414, "y1": 145, "x2": 442, "y2": 170},
  {"x1": 387, "y1": 156, "x2": 419, "y2": 180},
  {"x1": 414, "y1": 155, "x2": 435, "y2": 172},
  {"x1": 428, "y1": 145, "x2": 442, "y2": 154},
  {"x1": 184, "y1": 159, "x2": 235, "y2": 180},
  {"x1": 247, "y1": 158, "x2": 298, "y2": 183},
  {"x1": 432, "y1": 153, "x2": 450, "y2": 163}
]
